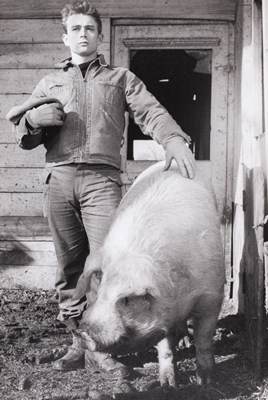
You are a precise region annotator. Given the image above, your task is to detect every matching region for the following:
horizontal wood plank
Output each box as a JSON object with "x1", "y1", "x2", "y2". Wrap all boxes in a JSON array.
[
  {"x1": 0, "y1": 240, "x2": 54, "y2": 251},
  {"x1": 0, "y1": 18, "x2": 111, "y2": 43},
  {"x1": 0, "y1": 240, "x2": 57, "y2": 266},
  {"x1": 0, "y1": 193, "x2": 44, "y2": 216},
  {"x1": 0, "y1": 94, "x2": 29, "y2": 118},
  {"x1": 0, "y1": 69, "x2": 56, "y2": 95},
  {"x1": 0, "y1": 45, "x2": 68, "y2": 69},
  {"x1": 0, "y1": 119, "x2": 15, "y2": 143},
  {"x1": 0, "y1": 0, "x2": 237, "y2": 20},
  {"x1": 0, "y1": 265, "x2": 56, "y2": 290},
  {"x1": 0, "y1": 42, "x2": 110, "y2": 70},
  {"x1": 0, "y1": 168, "x2": 45, "y2": 192},
  {"x1": 0, "y1": 44, "x2": 111, "y2": 93},
  {"x1": 0, "y1": 19, "x2": 62, "y2": 43},
  {"x1": 0, "y1": 144, "x2": 46, "y2": 168},
  {"x1": 0, "y1": 216, "x2": 51, "y2": 240}
]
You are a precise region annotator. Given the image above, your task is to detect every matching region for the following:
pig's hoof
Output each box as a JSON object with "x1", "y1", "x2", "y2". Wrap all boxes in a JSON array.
[
  {"x1": 196, "y1": 375, "x2": 213, "y2": 386},
  {"x1": 178, "y1": 335, "x2": 192, "y2": 350},
  {"x1": 159, "y1": 368, "x2": 177, "y2": 389},
  {"x1": 194, "y1": 370, "x2": 213, "y2": 386},
  {"x1": 195, "y1": 366, "x2": 213, "y2": 386},
  {"x1": 160, "y1": 375, "x2": 177, "y2": 389},
  {"x1": 52, "y1": 348, "x2": 85, "y2": 371}
]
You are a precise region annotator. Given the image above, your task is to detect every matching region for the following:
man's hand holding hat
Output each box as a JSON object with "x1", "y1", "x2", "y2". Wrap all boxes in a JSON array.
[{"x1": 26, "y1": 102, "x2": 65, "y2": 128}]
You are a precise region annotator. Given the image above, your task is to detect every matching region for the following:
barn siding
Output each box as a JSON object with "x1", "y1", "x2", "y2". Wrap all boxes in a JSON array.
[
  {"x1": 0, "y1": 1, "x2": 237, "y2": 289},
  {"x1": 0, "y1": 0, "x2": 237, "y2": 20},
  {"x1": 0, "y1": 18, "x2": 110, "y2": 288},
  {"x1": 232, "y1": 0, "x2": 266, "y2": 370}
]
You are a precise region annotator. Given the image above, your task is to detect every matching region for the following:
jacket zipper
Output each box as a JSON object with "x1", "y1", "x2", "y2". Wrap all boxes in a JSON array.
[{"x1": 75, "y1": 65, "x2": 87, "y2": 160}]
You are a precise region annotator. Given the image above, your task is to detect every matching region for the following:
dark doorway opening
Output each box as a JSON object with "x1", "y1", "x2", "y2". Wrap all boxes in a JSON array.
[{"x1": 128, "y1": 49, "x2": 212, "y2": 161}]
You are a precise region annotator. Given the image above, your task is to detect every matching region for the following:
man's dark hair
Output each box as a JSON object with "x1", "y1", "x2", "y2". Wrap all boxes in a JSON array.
[{"x1": 61, "y1": 1, "x2": 102, "y2": 34}]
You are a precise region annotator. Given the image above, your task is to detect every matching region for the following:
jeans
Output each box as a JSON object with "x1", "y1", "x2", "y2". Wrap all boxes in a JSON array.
[{"x1": 45, "y1": 163, "x2": 122, "y2": 323}]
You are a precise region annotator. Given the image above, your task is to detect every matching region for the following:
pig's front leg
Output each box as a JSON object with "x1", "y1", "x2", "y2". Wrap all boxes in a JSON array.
[{"x1": 156, "y1": 336, "x2": 177, "y2": 389}]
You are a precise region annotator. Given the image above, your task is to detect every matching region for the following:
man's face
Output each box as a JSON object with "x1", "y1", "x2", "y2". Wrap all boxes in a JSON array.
[{"x1": 62, "y1": 14, "x2": 103, "y2": 61}]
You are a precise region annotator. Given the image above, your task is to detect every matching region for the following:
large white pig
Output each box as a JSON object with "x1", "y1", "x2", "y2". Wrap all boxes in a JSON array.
[{"x1": 73, "y1": 161, "x2": 225, "y2": 388}]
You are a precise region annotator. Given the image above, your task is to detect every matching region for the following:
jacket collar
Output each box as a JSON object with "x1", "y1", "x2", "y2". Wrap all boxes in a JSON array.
[{"x1": 55, "y1": 54, "x2": 108, "y2": 69}]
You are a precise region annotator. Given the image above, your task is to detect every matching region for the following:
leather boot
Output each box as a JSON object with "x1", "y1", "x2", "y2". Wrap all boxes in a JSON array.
[{"x1": 53, "y1": 330, "x2": 85, "y2": 371}]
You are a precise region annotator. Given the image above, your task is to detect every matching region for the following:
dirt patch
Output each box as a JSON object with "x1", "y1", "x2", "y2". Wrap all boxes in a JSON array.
[{"x1": 0, "y1": 289, "x2": 268, "y2": 400}]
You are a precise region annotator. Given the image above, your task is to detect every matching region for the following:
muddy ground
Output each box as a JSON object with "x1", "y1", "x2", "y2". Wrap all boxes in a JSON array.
[{"x1": 1, "y1": 289, "x2": 268, "y2": 400}]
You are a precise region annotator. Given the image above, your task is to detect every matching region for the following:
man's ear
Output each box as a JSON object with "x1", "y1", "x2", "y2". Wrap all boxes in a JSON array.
[
  {"x1": 62, "y1": 33, "x2": 69, "y2": 47},
  {"x1": 98, "y1": 33, "x2": 104, "y2": 46}
]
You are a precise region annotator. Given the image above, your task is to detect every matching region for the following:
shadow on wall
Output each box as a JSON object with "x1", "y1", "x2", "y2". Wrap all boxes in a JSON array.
[
  {"x1": 0, "y1": 235, "x2": 57, "y2": 290},
  {"x1": 0, "y1": 237, "x2": 35, "y2": 266}
]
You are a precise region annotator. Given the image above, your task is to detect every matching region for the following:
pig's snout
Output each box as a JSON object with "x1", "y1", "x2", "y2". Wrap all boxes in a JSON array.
[{"x1": 73, "y1": 328, "x2": 97, "y2": 352}]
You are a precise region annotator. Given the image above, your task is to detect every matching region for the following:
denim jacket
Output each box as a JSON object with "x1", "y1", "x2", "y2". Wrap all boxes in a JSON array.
[{"x1": 14, "y1": 54, "x2": 191, "y2": 169}]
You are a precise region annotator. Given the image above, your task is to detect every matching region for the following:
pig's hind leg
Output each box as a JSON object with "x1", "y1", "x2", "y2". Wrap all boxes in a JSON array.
[
  {"x1": 156, "y1": 336, "x2": 177, "y2": 389},
  {"x1": 192, "y1": 294, "x2": 222, "y2": 385}
]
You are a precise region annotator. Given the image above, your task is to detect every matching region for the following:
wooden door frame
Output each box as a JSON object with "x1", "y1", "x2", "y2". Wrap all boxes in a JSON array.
[{"x1": 111, "y1": 19, "x2": 235, "y2": 302}]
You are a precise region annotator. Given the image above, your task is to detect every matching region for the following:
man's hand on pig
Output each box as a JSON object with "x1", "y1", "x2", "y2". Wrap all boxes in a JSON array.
[
  {"x1": 163, "y1": 136, "x2": 196, "y2": 179},
  {"x1": 26, "y1": 102, "x2": 65, "y2": 128}
]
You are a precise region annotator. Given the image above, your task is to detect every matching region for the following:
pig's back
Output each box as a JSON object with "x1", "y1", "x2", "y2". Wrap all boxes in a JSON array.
[
  {"x1": 112, "y1": 162, "x2": 223, "y2": 274},
  {"x1": 104, "y1": 161, "x2": 225, "y2": 309},
  {"x1": 119, "y1": 161, "x2": 217, "y2": 222}
]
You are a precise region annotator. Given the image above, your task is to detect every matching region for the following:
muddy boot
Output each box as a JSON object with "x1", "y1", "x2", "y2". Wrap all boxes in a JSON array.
[
  {"x1": 53, "y1": 328, "x2": 85, "y2": 371},
  {"x1": 85, "y1": 350, "x2": 130, "y2": 378}
]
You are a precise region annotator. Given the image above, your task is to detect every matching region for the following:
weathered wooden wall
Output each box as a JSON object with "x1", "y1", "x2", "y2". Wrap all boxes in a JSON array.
[
  {"x1": 0, "y1": 17, "x2": 111, "y2": 289},
  {"x1": 232, "y1": 0, "x2": 266, "y2": 370},
  {"x1": 0, "y1": 0, "x2": 237, "y2": 289},
  {"x1": 0, "y1": 0, "x2": 237, "y2": 20}
]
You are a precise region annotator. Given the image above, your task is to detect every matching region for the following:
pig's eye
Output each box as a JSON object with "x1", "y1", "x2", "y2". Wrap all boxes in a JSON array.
[
  {"x1": 124, "y1": 297, "x2": 130, "y2": 306},
  {"x1": 144, "y1": 293, "x2": 151, "y2": 302}
]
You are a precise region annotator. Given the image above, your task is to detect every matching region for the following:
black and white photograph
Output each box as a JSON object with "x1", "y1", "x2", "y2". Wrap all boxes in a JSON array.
[{"x1": 1, "y1": 0, "x2": 268, "y2": 399}]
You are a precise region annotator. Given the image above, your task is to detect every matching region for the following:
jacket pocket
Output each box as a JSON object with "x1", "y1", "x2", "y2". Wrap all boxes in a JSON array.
[
  {"x1": 48, "y1": 83, "x2": 74, "y2": 106},
  {"x1": 107, "y1": 173, "x2": 123, "y2": 187},
  {"x1": 97, "y1": 81, "x2": 123, "y2": 106}
]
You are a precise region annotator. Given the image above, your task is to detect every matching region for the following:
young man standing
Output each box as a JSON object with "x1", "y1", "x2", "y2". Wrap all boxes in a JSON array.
[{"x1": 7, "y1": 1, "x2": 195, "y2": 372}]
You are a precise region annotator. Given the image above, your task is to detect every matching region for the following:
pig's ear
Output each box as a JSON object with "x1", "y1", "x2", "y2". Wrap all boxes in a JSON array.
[{"x1": 72, "y1": 253, "x2": 102, "y2": 300}]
